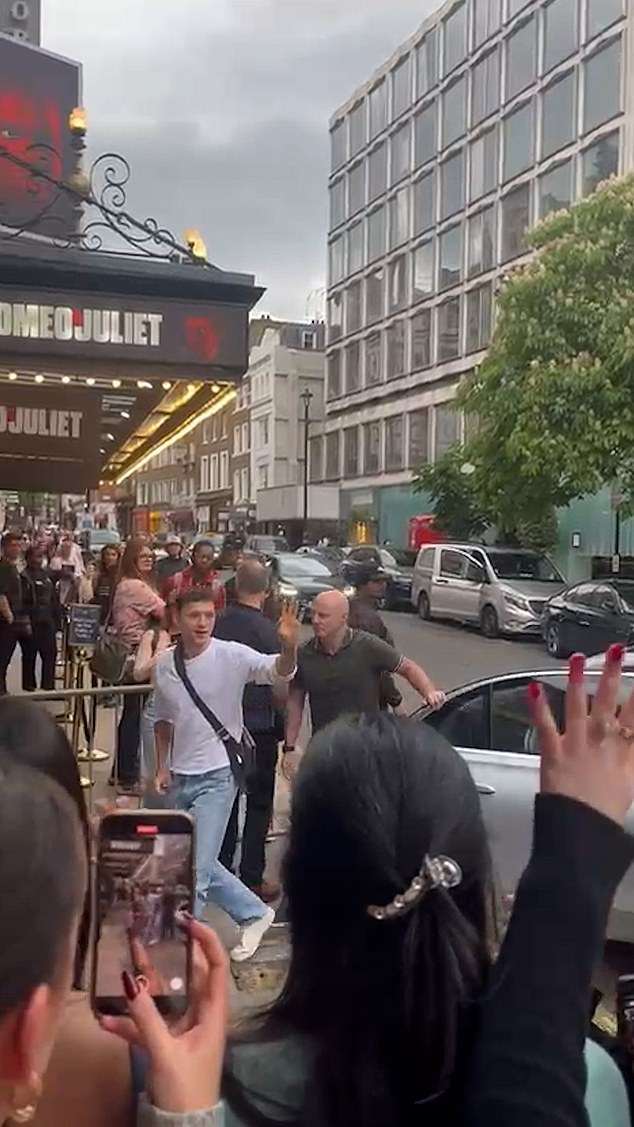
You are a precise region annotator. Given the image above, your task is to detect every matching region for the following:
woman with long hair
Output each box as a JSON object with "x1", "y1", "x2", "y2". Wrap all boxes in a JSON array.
[{"x1": 111, "y1": 538, "x2": 165, "y2": 791}]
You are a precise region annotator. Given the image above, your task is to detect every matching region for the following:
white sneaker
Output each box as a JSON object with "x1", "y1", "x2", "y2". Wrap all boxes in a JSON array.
[{"x1": 230, "y1": 906, "x2": 276, "y2": 962}]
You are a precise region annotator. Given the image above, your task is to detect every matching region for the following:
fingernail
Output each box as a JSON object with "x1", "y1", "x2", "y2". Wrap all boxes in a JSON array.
[
  {"x1": 608, "y1": 643, "x2": 625, "y2": 664},
  {"x1": 527, "y1": 681, "x2": 541, "y2": 702},
  {"x1": 569, "y1": 653, "x2": 586, "y2": 682},
  {"x1": 121, "y1": 970, "x2": 139, "y2": 1002},
  {"x1": 176, "y1": 909, "x2": 194, "y2": 930}
]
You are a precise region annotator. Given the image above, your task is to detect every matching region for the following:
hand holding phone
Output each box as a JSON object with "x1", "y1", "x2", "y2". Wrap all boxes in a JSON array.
[{"x1": 100, "y1": 918, "x2": 229, "y2": 1115}]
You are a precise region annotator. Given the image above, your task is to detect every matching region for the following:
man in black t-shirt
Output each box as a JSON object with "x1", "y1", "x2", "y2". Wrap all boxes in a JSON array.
[{"x1": 0, "y1": 532, "x2": 24, "y2": 694}]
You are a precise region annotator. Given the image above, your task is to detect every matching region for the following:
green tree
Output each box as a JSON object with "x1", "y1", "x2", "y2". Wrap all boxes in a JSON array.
[
  {"x1": 413, "y1": 446, "x2": 488, "y2": 540},
  {"x1": 459, "y1": 174, "x2": 634, "y2": 529}
]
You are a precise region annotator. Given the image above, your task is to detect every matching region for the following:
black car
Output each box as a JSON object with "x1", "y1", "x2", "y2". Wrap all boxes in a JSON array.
[
  {"x1": 340, "y1": 545, "x2": 413, "y2": 610},
  {"x1": 542, "y1": 579, "x2": 634, "y2": 658},
  {"x1": 268, "y1": 553, "x2": 354, "y2": 621}
]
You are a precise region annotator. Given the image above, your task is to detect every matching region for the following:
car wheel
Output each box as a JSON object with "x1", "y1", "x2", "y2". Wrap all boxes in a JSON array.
[
  {"x1": 546, "y1": 621, "x2": 568, "y2": 659},
  {"x1": 480, "y1": 605, "x2": 499, "y2": 639},
  {"x1": 418, "y1": 591, "x2": 431, "y2": 621}
]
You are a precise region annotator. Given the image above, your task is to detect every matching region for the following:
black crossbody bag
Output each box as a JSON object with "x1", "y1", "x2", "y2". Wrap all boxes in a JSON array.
[{"x1": 173, "y1": 641, "x2": 255, "y2": 791}]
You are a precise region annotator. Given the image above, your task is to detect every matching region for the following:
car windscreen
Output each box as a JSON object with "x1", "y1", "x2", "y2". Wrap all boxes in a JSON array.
[
  {"x1": 486, "y1": 551, "x2": 564, "y2": 582},
  {"x1": 614, "y1": 582, "x2": 634, "y2": 611},
  {"x1": 277, "y1": 556, "x2": 334, "y2": 578}
]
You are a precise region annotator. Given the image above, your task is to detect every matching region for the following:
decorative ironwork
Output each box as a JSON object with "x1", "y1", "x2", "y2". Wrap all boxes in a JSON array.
[{"x1": 0, "y1": 139, "x2": 210, "y2": 265}]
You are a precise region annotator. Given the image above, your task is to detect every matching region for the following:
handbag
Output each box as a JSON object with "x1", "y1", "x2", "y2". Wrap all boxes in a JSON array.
[
  {"x1": 173, "y1": 641, "x2": 255, "y2": 790},
  {"x1": 90, "y1": 631, "x2": 130, "y2": 684}
]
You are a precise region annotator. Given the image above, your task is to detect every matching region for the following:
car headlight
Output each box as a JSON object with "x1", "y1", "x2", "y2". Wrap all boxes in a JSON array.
[
  {"x1": 503, "y1": 592, "x2": 530, "y2": 611},
  {"x1": 343, "y1": 585, "x2": 355, "y2": 598},
  {"x1": 279, "y1": 583, "x2": 299, "y2": 599}
]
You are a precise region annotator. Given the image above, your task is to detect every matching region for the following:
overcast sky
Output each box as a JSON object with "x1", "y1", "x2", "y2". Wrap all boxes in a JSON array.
[{"x1": 44, "y1": 0, "x2": 434, "y2": 319}]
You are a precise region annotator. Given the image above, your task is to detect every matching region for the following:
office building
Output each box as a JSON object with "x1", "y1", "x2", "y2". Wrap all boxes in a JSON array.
[
  {"x1": 319, "y1": 0, "x2": 629, "y2": 544},
  {"x1": 0, "y1": 0, "x2": 40, "y2": 42}
]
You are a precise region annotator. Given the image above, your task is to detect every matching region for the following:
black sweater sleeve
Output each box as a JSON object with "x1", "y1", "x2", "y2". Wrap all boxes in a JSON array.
[{"x1": 464, "y1": 794, "x2": 634, "y2": 1127}]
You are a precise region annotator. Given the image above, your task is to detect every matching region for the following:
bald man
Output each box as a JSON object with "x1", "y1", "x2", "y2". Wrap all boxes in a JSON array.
[{"x1": 282, "y1": 590, "x2": 445, "y2": 779}]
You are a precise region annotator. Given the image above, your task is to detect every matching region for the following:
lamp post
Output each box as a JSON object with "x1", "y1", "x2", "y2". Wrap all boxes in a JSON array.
[{"x1": 299, "y1": 388, "x2": 313, "y2": 542}]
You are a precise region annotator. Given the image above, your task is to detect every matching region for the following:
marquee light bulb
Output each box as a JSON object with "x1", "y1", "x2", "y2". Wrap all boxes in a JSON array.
[
  {"x1": 35, "y1": 374, "x2": 44, "y2": 384},
  {"x1": 86, "y1": 377, "x2": 95, "y2": 386},
  {"x1": 162, "y1": 381, "x2": 171, "y2": 390},
  {"x1": 8, "y1": 372, "x2": 17, "y2": 381},
  {"x1": 62, "y1": 376, "x2": 71, "y2": 384},
  {"x1": 112, "y1": 379, "x2": 122, "y2": 388}
]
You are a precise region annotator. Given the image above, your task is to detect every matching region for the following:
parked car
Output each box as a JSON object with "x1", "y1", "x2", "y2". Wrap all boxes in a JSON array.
[
  {"x1": 81, "y1": 527, "x2": 120, "y2": 560},
  {"x1": 411, "y1": 543, "x2": 566, "y2": 638},
  {"x1": 268, "y1": 552, "x2": 354, "y2": 621},
  {"x1": 542, "y1": 578, "x2": 634, "y2": 658},
  {"x1": 416, "y1": 668, "x2": 634, "y2": 942},
  {"x1": 246, "y1": 534, "x2": 289, "y2": 557},
  {"x1": 340, "y1": 545, "x2": 413, "y2": 610}
]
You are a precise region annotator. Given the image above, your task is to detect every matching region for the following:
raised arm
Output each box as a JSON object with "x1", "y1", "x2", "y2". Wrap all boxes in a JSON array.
[{"x1": 398, "y1": 657, "x2": 445, "y2": 710}]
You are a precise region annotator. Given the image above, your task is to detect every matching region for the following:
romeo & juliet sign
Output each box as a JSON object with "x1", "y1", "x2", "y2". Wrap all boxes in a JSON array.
[{"x1": 0, "y1": 385, "x2": 100, "y2": 493}]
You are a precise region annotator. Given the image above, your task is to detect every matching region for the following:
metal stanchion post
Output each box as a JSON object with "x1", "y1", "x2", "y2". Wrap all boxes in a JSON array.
[
  {"x1": 69, "y1": 651, "x2": 92, "y2": 791},
  {"x1": 77, "y1": 657, "x2": 109, "y2": 765}
]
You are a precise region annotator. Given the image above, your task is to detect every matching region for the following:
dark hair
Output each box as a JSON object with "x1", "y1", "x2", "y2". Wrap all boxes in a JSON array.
[
  {"x1": 0, "y1": 760, "x2": 85, "y2": 1020},
  {"x1": 176, "y1": 587, "x2": 217, "y2": 612},
  {"x1": 224, "y1": 715, "x2": 494, "y2": 1127},
  {"x1": 0, "y1": 698, "x2": 92, "y2": 990},
  {"x1": 192, "y1": 539, "x2": 214, "y2": 560},
  {"x1": 119, "y1": 537, "x2": 156, "y2": 584},
  {"x1": 236, "y1": 563, "x2": 269, "y2": 597},
  {"x1": 2, "y1": 531, "x2": 21, "y2": 549}
]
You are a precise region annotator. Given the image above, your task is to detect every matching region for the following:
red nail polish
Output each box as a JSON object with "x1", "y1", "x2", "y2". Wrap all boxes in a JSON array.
[
  {"x1": 122, "y1": 970, "x2": 139, "y2": 1002},
  {"x1": 608, "y1": 643, "x2": 625, "y2": 664},
  {"x1": 569, "y1": 653, "x2": 586, "y2": 682},
  {"x1": 527, "y1": 681, "x2": 541, "y2": 702}
]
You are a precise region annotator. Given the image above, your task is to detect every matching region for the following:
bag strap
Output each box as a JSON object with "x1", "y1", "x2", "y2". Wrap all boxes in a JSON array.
[{"x1": 173, "y1": 642, "x2": 245, "y2": 775}]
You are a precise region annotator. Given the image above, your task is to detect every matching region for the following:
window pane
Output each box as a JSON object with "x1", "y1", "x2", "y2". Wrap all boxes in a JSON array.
[
  {"x1": 587, "y1": 0, "x2": 623, "y2": 40},
  {"x1": 409, "y1": 407, "x2": 430, "y2": 464},
  {"x1": 330, "y1": 178, "x2": 345, "y2": 228},
  {"x1": 347, "y1": 221, "x2": 364, "y2": 274},
  {"x1": 329, "y1": 236, "x2": 344, "y2": 284},
  {"x1": 472, "y1": 48, "x2": 500, "y2": 126},
  {"x1": 368, "y1": 143, "x2": 387, "y2": 202},
  {"x1": 414, "y1": 103, "x2": 437, "y2": 169},
  {"x1": 331, "y1": 120, "x2": 346, "y2": 171},
  {"x1": 370, "y1": 81, "x2": 388, "y2": 139},
  {"x1": 503, "y1": 99, "x2": 534, "y2": 181},
  {"x1": 363, "y1": 421, "x2": 382, "y2": 473},
  {"x1": 413, "y1": 241, "x2": 435, "y2": 301},
  {"x1": 439, "y1": 224, "x2": 463, "y2": 290},
  {"x1": 346, "y1": 281, "x2": 363, "y2": 333},
  {"x1": 508, "y1": 0, "x2": 532, "y2": 14},
  {"x1": 538, "y1": 159, "x2": 573, "y2": 218},
  {"x1": 466, "y1": 283, "x2": 493, "y2": 351},
  {"x1": 506, "y1": 19, "x2": 536, "y2": 101},
  {"x1": 328, "y1": 292, "x2": 343, "y2": 342},
  {"x1": 345, "y1": 342, "x2": 361, "y2": 394},
  {"x1": 348, "y1": 161, "x2": 365, "y2": 216},
  {"x1": 501, "y1": 183, "x2": 532, "y2": 262},
  {"x1": 349, "y1": 102, "x2": 366, "y2": 157},
  {"x1": 438, "y1": 297, "x2": 462, "y2": 360},
  {"x1": 391, "y1": 123, "x2": 411, "y2": 185},
  {"x1": 474, "y1": 0, "x2": 502, "y2": 46},
  {"x1": 443, "y1": 75, "x2": 467, "y2": 147},
  {"x1": 386, "y1": 322, "x2": 406, "y2": 378},
  {"x1": 343, "y1": 427, "x2": 359, "y2": 475},
  {"x1": 385, "y1": 416, "x2": 405, "y2": 470},
  {"x1": 368, "y1": 205, "x2": 386, "y2": 262},
  {"x1": 365, "y1": 332, "x2": 382, "y2": 386},
  {"x1": 469, "y1": 127, "x2": 498, "y2": 201},
  {"x1": 388, "y1": 254, "x2": 408, "y2": 312},
  {"x1": 392, "y1": 56, "x2": 411, "y2": 119},
  {"x1": 584, "y1": 39, "x2": 622, "y2": 134},
  {"x1": 435, "y1": 405, "x2": 460, "y2": 457},
  {"x1": 416, "y1": 30, "x2": 438, "y2": 97},
  {"x1": 325, "y1": 432, "x2": 340, "y2": 480},
  {"x1": 582, "y1": 130, "x2": 619, "y2": 195},
  {"x1": 309, "y1": 435, "x2": 323, "y2": 483},
  {"x1": 468, "y1": 204, "x2": 497, "y2": 277},
  {"x1": 542, "y1": 71, "x2": 576, "y2": 158},
  {"x1": 366, "y1": 267, "x2": 385, "y2": 323},
  {"x1": 327, "y1": 352, "x2": 341, "y2": 399},
  {"x1": 543, "y1": 0, "x2": 578, "y2": 72},
  {"x1": 414, "y1": 171, "x2": 436, "y2": 235},
  {"x1": 440, "y1": 149, "x2": 465, "y2": 219},
  {"x1": 411, "y1": 310, "x2": 432, "y2": 370},
  {"x1": 444, "y1": 2, "x2": 467, "y2": 74},
  {"x1": 389, "y1": 187, "x2": 410, "y2": 249}
]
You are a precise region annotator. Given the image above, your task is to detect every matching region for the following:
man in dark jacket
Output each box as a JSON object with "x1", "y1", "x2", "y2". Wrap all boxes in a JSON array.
[
  {"x1": 348, "y1": 565, "x2": 403, "y2": 713},
  {"x1": 216, "y1": 560, "x2": 282, "y2": 902}
]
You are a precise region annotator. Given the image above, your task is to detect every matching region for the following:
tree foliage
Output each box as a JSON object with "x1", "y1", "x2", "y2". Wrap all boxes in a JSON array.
[
  {"x1": 458, "y1": 174, "x2": 634, "y2": 525},
  {"x1": 413, "y1": 446, "x2": 488, "y2": 540}
]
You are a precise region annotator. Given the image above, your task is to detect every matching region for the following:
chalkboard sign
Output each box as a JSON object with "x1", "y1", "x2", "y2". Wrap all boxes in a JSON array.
[{"x1": 68, "y1": 603, "x2": 101, "y2": 648}]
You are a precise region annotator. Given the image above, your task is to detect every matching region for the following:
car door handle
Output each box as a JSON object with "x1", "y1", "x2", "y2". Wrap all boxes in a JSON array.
[
  {"x1": 477, "y1": 784, "x2": 496, "y2": 796},
  {"x1": 436, "y1": 578, "x2": 449, "y2": 585},
  {"x1": 578, "y1": 619, "x2": 590, "y2": 627}
]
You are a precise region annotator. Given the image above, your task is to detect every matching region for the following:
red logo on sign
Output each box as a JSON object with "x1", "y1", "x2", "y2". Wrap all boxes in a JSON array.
[{"x1": 184, "y1": 317, "x2": 219, "y2": 362}]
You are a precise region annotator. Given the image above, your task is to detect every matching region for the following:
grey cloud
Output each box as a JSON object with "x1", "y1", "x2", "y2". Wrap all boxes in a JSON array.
[{"x1": 45, "y1": 0, "x2": 436, "y2": 316}]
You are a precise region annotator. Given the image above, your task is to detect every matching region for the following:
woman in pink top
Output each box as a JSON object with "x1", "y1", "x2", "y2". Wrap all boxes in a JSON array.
[{"x1": 111, "y1": 539, "x2": 165, "y2": 792}]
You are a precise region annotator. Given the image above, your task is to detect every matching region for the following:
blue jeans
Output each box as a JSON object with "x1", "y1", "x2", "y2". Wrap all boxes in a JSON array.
[{"x1": 169, "y1": 767, "x2": 267, "y2": 924}]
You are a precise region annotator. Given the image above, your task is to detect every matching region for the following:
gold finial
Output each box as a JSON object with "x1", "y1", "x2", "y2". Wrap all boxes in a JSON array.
[
  {"x1": 68, "y1": 106, "x2": 88, "y2": 136},
  {"x1": 185, "y1": 228, "x2": 207, "y2": 260}
]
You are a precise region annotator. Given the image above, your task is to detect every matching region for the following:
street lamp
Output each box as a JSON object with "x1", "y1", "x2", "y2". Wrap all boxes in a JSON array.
[{"x1": 299, "y1": 388, "x2": 313, "y2": 542}]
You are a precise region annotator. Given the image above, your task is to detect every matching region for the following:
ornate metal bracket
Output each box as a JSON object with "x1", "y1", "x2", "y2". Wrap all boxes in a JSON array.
[{"x1": 0, "y1": 136, "x2": 210, "y2": 265}]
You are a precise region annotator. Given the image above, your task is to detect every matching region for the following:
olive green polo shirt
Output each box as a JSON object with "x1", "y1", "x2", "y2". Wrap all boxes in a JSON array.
[{"x1": 293, "y1": 629, "x2": 402, "y2": 733}]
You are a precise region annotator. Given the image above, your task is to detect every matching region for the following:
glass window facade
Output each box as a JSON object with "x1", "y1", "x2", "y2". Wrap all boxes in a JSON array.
[
  {"x1": 392, "y1": 56, "x2": 411, "y2": 119},
  {"x1": 582, "y1": 131, "x2": 619, "y2": 195},
  {"x1": 347, "y1": 221, "x2": 364, "y2": 275},
  {"x1": 587, "y1": 0, "x2": 623, "y2": 40},
  {"x1": 411, "y1": 311, "x2": 432, "y2": 370},
  {"x1": 472, "y1": 48, "x2": 500, "y2": 126},
  {"x1": 542, "y1": 70, "x2": 576, "y2": 158},
  {"x1": 584, "y1": 38, "x2": 622, "y2": 134},
  {"x1": 474, "y1": 0, "x2": 501, "y2": 47},
  {"x1": 440, "y1": 148, "x2": 466, "y2": 219},
  {"x1": 391, "y1": 122, "x2": 411, "y2": 184},
  {"x1": 327, "y1": 352, "x2": 341, "y2": 400},
  {"x1": 438, "y1": 297, "x2": 462, "y2": 361},
  {"x1": 370, "y1": 80, "x2": 388, "y2": 139},
  {"x1": 331, "y1": 120, "x2": 346, "y2": 171},
  {"x1": 386, "y1": 322, "x2": 406, "y2": 378},
  {"x1": 347, "y1": 281, "x2": 363, "y2": 333},
  {"x1": 385, "y1": 415, "x2": 405, "y2": 470},
  {"x1": 503, "y1": 99, "x2": 534, "y2": 182},
  {"x1": 349, "y1": 102, "x2": 366, "y2": 157},
  {"x1": 470, "y1": 127, "x2": 498, "y2": 201},
  {"x1": 343, "y1": 426, "x2": 359, "y2": 476},
  {"x1": 368, "y1": 206, "x2": 387, "y2": 262},
  {"x1": 413, "y1": 240, "x2": 435, "y2": 301},
  {"x1": 365, "y1": 332, "x2": 382, "y2": 386},
  {"x1": 414, "y1": 170, "x2": 436, "y2": 235},
  {"x1": 345, "y1": 343, "x2": 361, "y2": 394},
  {"x1": 506, "y1": 18, "x2": 536, "y2": 101},
  {"x1": 501, "y1": 183, "x2": 532, "y2": 262},
  {"x1": 439, "y1": 224, "x2": 464, "y2": 291},
  {"x1": 389, "y1": 187, "x2": 410, "y2": 249},
  {"x1": 443, "y1": 75, "x2": 467, "y2": 147},
  {"x1": 364, "y1": 421, "x2": 382, "y2": 473},
  {"x1": 538, "y1": 159, "x2": 573, "y2": 218},
  {"x1": 330, "y1": 178, "x2": 345, "y2": 229},
  {"x1": 414, "y1": 103, "x2": 437, "y2": 169},
  {"x1": 466, "y1": 283, "x2": 493, "y2": 351},
  {"x1": 388, "y1": 255, "x2": 408, "y2": 312},
  {"x1": 416, "y1": 30, "x2": 437, "y2": 97},
  {"x1": 325, "y1": 432, "x2": 340, "y2": 479},
  {"x1": 409, "y1": 407, "x2": 430, "y2": 465},
  {"x1": 348, "y1": 161, "x2": 365, "y2": 216},
  {"x1": 468, "y1": 204, "x2": 497, "y2": 277},
  {"x1": 543, "y1": 0, "x2": 579, "y2": 73},
  {"x1": 444, "y1": 2, "x2": 467, "y2": 74},
  {"x1": 369, "y1": 143, "x2": 387, "y2": 202},
  {"x1": 366, "y1": 267, "x2": 385, "y2": 323}
]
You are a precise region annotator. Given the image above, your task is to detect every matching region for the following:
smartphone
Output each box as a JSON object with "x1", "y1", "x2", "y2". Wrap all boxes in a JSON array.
[
  {"x1": 91, "y1": 810, "x2": 194, "y2": 1018},
  {"x1": 616, "y1": 974, "x2": 634, "y2": 1055}
]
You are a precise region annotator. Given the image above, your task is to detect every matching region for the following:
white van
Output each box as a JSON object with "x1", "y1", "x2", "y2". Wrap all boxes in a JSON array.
[{"x1": 410, "y1": 543, "x2": 566, "y2": 638}]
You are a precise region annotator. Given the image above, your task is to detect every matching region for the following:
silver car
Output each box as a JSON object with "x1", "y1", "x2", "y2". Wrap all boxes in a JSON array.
[
  {"x1": 418, "y1": 668, "x2": 634, "y2": 942},
  {"x1": 410, "y1": 543, "x2": 566, "y2": 638}
]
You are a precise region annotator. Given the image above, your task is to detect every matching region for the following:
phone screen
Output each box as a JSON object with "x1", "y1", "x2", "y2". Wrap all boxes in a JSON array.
[{"x1": 92, "y1": 812, "x2": 194, "y2": 1018}]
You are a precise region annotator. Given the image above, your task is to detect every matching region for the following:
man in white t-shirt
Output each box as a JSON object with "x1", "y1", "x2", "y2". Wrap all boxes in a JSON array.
[{"x1": 153, "y1": 586, "x2": 298, "y2": 961}]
